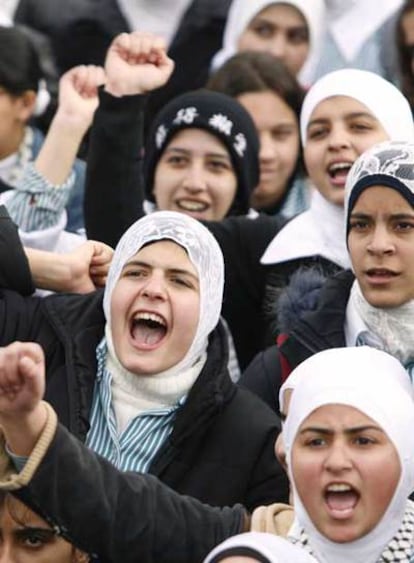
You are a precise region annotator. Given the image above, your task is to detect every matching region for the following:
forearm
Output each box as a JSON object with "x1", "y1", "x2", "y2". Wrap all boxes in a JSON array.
[
  {"x1": 6, "y1": 422, "x2": 246, "y2": 563},
  {"x1": 24, "y1": 247, "x2": 74, "y2": 292},
  {"x1": 84, "y1": 90, "x2": 146, "y2": 247},
  {"x1": 34, "y1": 110, "x2": 89, "y2": 186}
]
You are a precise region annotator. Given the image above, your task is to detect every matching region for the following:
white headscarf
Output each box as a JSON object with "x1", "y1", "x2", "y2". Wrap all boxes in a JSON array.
[
  {"x1": 103, "y1": 211, "x2": 224, "y2": 376},
  {"x1": 203, "y1": 532, "x2": 318, "y2": 563},
  {"x1": 283, "y1": 346, "x2": 414, "y2": 563},
  {"x1": 211, "y1": 0, "x2": 325, "y2": 83},
  {"x1": 324, "y1": 0, "x2": 403, "y2": 63},
  {"x1": 300, "y1": 68, "x2": 414, "y2": 146},
  {"x1": 261, "y1": 69, "x2": 414, "y2": 266}
]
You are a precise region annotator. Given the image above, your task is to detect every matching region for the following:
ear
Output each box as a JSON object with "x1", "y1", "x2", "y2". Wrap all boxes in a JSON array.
[
  {"x1": 14, "y1": 90, "x2": 37, "y2": 122},
  {"x1": 72, "y1": 548, "x2": 90, "y2": 563}
]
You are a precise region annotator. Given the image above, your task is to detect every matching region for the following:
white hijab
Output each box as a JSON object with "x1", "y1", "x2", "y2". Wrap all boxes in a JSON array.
[
  {"x1": 261, "y1": 69, "x2": 414, "y2": 266},
  {"x1": 324, "y1": 0, "x2": 403, "y2": 63},
  {"x1": 211, "y1": 0, "x2": 325, "y2": 84},
  {"x1": 283, "y1": 346, "x2": 414, "y2": 563},
  {"x1": 203, "y1": 532, "x2": 317, "y2": 563},
  {"x1": 103, "y1": 211, "x2": 224, "y2": 377}
]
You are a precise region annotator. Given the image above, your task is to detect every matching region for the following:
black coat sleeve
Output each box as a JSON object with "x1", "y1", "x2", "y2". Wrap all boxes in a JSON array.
[
  {"x1": 84, "y1": 90, "x2": 147, "y2": 247},
  {"x1": 239, "y1": 345, "x2": 283, "y2": 415},
  {"x1": 16, "y1": 424, "x2": 246, "y2": 563},
  {"x1": 0, "y1": 206, "x2": 34, "y2": 295}
]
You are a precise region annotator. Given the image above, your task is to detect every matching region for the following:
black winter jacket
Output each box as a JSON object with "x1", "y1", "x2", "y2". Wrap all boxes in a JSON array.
[
  {"x1": 240, "y1": 269, "x2": 355, "y2": 413},
  {"x1": 16, "y1": 424, "x2": 246, "y2": 563},
  {"x1": 0, "y1": 289, "x2": 289, "y2": 510}
]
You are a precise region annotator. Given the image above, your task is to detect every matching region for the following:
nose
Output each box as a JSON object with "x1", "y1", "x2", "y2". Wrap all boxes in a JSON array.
[
  {"x1": 269, "y1": 33, "x2": 288, "y2": 60},
  {"x1": 327, "y1": 124, "x2": 351, "y2": 151},
  {"x1": 323, "y1": 442, "x2": 352, "y2": 473},
  {"x1": 259, "y1": 131, "x2": 277, "y2": 163},
  {"x1": 367, "y1": 225, "x2": 395, "y2": 255},
  {"x1": 141, "y1": 273, "x2": 167, "y2": 301},
  {"x1": 0, "y1": 545, "x2": 16, "y2": 563},
  {"x1": 182, "y1": 161, "x2": 208, "y2": 194}
]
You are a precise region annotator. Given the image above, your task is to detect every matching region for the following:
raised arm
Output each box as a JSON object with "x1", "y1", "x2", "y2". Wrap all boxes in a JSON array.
[
  {"x1": 0, "y1": 342, "x2": 247, "y2": 563},
  {"x1": 4, "y1": 65, "x2": 105, "y2": 235},
  {"x1": 85, "y1": 32, "x2": 174, "y2": 247}
]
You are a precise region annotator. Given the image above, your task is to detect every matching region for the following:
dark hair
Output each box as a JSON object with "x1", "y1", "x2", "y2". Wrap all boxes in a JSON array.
[
  {"x1": 207, "y1": 50, "x2": 304, "y2": 121},
  {"x1": 207, "y1": 50, "x2": 305, "y2": 209},
  {"x1": 396, "y1": 0, "x2": 414, "y2": 109},
  {"x1": 0, "y1": 25, "x2": 43, "y2": 95}
]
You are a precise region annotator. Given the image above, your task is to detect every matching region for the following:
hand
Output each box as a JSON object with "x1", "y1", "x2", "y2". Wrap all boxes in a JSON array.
[
  {"x1": 105, "y1": 32, "x2": 174, "y2": 97},
  {"x1": 56, "y1": 65, "x2": 106, "y2": 131},
  {"x1": 65, "y1": 240, "x2": 114, "y2": 293},
  {"x1": 0, "y1": 342, "x2": 45, "y2": 420}
]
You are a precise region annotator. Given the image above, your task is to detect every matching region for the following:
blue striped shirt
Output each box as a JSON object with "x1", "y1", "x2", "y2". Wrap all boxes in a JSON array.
[{"x1": 85, "y1": 339, "x2": 181, "y2": 473}]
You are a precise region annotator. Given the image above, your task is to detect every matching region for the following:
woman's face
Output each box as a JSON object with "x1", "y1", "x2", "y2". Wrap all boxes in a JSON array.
[
  {"x1": 110, "y1": 240, "x2": 200, "y2": 374},
  {"x1": 292, "y1": 404, "x2": 400, "y2": 543},
  {"x1": 237, "y1": 90, "x2": 299, "y2": 210},
  {"x1": 237, "y1": 3, "x2": 309, "y2": 76},
  {"x1": 304, "y1": 96, "x2": 389, "y2": 206},
  {"x1": 401, "y1": 10, "x2": 414, "y2": 76},
  {"x1": 0, "y1": 88, "x2": 34, "y2": 159},
  {"x1": 0, "y1": 495, "x2": 86, "y2": 562},
  {"x1": 153, "y1": 128, "x2": 237, "y2": 221},
  {"x1": 348, "y1": 185, "x2": 414, "y2": 308}
]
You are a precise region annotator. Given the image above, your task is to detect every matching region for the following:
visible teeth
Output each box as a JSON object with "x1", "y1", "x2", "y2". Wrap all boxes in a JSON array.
[
  {"x1": 327, "y1": 484, "x2": 352, "y2": 492},
  {"x1": 134, "y1": 312, "x2": 166, "y2": 326},
  {"x1": 329, "y1": 162, "x2": 352, "y2": 173},
  {"x1": 177, "y1": 200, "x2": 208, "y2": 211}
]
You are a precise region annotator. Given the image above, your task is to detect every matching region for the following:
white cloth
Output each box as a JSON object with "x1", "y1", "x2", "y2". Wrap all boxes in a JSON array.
[
  {"x1": 346, "y1": 281, "x2": 414, "y2": 368},
  {"x1": 260, "y1": 189, "x2": 349, "y2": 267},
  {"x1": 203, "y1": 532, "x2": 318, "y2": 563},
  {"x1": 300, "y1": 68, "x2": 414, "y2": 146},
  {"x1": 116, "y1": 0, "x2": 192, "y2": 46},
  {"x1": 103, "y1": 210, "x2": 224, "y2": 378},
  {"x1": 283, "y1": 346, "x2": 414, "y2": 563},
  {"x1": 107, "y1": 318, "x2": 206, "y2": 432},
  {"x1": 325, "y1": 0, "x2": 403, "y2": 62},
  {"x1": 211, "y1": 0, "x2": 325, "y2": 84},
  {"x1": 261, "y1": 69, "x2": 414, "y2": 266}
]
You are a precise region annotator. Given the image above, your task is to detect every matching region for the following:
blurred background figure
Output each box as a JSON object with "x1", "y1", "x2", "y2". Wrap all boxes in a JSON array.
[
  {"x1": 304, "y1": 0, "x2": 403, "y2": 84},
  {"x1": 396, "y1": 0, "x2": 414, "y2": 112},
  {"x1": 208, "y1": 51, "x2": 308, "y2": 217},
  {"x1": 212, "y1": 0, "x2": 326, "y2": 87}
]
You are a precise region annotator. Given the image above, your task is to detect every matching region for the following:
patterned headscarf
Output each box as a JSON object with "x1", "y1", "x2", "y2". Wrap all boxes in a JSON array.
[
  {"x1": 345, "y1": 140, "x2": 414, "y2": 239},
  {"x1": 103, "y1": 211, "x2": 224, "y2": 374},
  {"x1": 203, "y1": 532, "x2": 318, "y2": 563}
]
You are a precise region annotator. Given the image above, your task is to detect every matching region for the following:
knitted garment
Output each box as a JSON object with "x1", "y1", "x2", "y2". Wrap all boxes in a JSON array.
[{"x1": 290, "y1": 500, "x2": 414, "y2": 563}]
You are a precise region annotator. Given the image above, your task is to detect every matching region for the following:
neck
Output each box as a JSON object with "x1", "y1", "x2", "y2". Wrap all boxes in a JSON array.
[{"x1": 0, "y1": 126, "x2": 25, "y2": 160}]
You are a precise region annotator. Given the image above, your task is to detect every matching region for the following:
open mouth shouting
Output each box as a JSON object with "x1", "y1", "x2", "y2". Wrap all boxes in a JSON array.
[
  {"x1": 327, "y1": 161, "x2": 354, "y2": 187},
  {"x1": 324, "y1": 483, "x2": 360, "y2": 520},
  {"x1": 130, "y1": 311, "x2": 168, "y2": 350}
]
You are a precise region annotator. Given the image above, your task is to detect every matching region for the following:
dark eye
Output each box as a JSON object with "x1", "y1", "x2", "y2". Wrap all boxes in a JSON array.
[
  {"x1": 208, "y1": 159, "x2": 230, "y2": 172},
  {"x1": 354, "y1": 436, "x2": 375, "y2": 446},
  {"x1": 251, "y1": 21, "x2": 275, "y2": 39},
  {"x1": 166, "y1": 155, "x2": 187, "y2": 166},
  {"x1": 349, "y1": 220, "x2": 369, "y2": 231},
  {"x1": 20, "y1": 530, "x2": 55, "y2": 549},
  {"x1": 287, "y1": 27, "x2": 309, "y2": 45},
  {"x1": 395, "y1": 221, "x2": 414, "y2": 232},
  {"x1": 124, "y1": 268, "x2": 147, "y2": 278},
  {"x1": 305, "y1": 437, "x2": 326, "y2": 447},
  {"x1": 307, "y1": 127, "x2": 328, "y2": 140}
]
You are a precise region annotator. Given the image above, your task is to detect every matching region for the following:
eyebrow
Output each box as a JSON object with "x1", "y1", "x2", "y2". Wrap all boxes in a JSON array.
[
  {"x1": 122, "y1": 260, "x2": 199, "y2": 282},
  {"x1": 351, "y1": 212, "x2": 414, "y2": 220},
  {"x1": 307, "y1": 112, "x2": 378, "y2": 130},
  {"x1": 13, "y1": 526, "x2": 57, "y2": 540},
  {"x1": 164, "y1": 147, "x2": 231, "y2": 161},
  {"x1": 299, "y1": 425, "x2": 384, "y2": 436}
]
